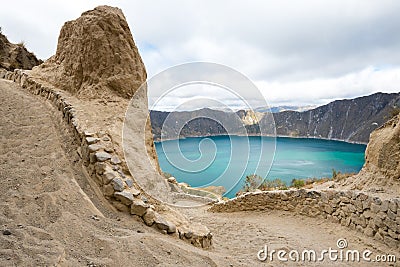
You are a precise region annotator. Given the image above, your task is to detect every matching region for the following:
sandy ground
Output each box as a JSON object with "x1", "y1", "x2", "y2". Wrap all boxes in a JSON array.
[{"x1": 1, "y1": 79, "x2": 398, "y2": 266}]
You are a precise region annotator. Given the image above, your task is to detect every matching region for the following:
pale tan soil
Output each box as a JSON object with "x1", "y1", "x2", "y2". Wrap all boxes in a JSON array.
[
  {"x1": 321, "y1": 113, "x2": 400, "y2": 199},
  {"x1": 1, "y1": 80, "x2": 398, "y2": 266},
  {"x1": 181, "y1": 206, "x2": 399, "y2": 267},
  {"x1": 0, "y1": 80, "x2": 216, "y2": 266}
]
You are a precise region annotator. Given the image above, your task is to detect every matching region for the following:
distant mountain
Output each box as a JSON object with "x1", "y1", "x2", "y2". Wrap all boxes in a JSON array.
[
  {"x1": 150, "y1": 92, "x2": 400, "y2": 143},
  {"x1": 255, "y1": 105, "x2": 317, "y2": 113},
  {"x1": 271, "y1": 92, "x2": 400, "y2": 143}
]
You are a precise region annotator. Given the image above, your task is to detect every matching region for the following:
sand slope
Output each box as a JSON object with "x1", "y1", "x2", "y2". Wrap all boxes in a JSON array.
[{"x1": 0, "y1": 80, "x2": 216, "y2": 266}]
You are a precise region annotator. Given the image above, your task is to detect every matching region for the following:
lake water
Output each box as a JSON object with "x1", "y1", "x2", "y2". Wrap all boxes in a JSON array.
[{"x1": 155, "y1": 136, "x2": 366, "y2": 198}]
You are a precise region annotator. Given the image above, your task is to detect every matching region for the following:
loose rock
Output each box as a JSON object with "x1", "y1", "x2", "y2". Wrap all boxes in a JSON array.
[
  {"x1": 110, "y1": 155, "x2": 121, "y2": 165},
  {"x1": 85, "y1": 137, "x2": 99, "y2": 144},
  {"x1": 111, "y1": 177, "x2": 125, "y2": 192},
  {"x1": 143, "y1": 208, "x2": 156, "y2": 226},
  {"x1": 102, "y1": 169, "x2": 117, "y2": 185},
  {"x1": 130, "y1": 199, "x2": 149, "y2": 216},
  {"x1": 2, "y1": 229, "x2": 12, "y2": 235},
  {"x1": 125, "y1": 178, "x2": 134, "y2": 188},
  {"x1": 95, "y1": 151, "x2": 112, "y2": 162},
  {"x1": 154, "y1": 214, "x2": 176, "y2": 234},
  {"x1": 88, "y1": 144, "x2": 103, "y2": 152},
  {"x1": 114, "y1": 191, "x2": 134, "y2": 205}
]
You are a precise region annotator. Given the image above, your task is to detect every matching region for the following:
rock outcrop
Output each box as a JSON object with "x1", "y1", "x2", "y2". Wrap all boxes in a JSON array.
[
  {"x1": 0, "y1": 32, "x2": 41, "y2": 70},
  {"x1": 343, "y1": 114, "x2": 400, "y2": 193},
  {"x1": 364, "y1": 114, "x2": 400, "y2": 180},
  {"x1": 32, "y1": 5, "x2": 146, "y2": 99}
]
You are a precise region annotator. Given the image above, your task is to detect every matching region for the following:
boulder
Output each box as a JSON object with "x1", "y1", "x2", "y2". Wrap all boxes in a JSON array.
[
  {"x1": 114, "y1": 191, "x2": 134, "y2": 205},
  {"x1": 102, "y1": 169, "x2": 117, "y2": 185},
  {"x1": 130, "y1": 199, "x2": 149, "y2": 216},
  {"x1": 95, "y1": 151, "x2": 112, "y2": 162},
  {"x1": 110, "y1": 155, "x2": 121, "y2": 164},
  {"x1": 154, "y1": 214, "x2": 176, "y2": 234},
  {"x1": 103, "y1": 183, "x2": 115, "y2": 197},
  {"x1": 111, "y1": 177, "x2": 125, "y2": 192},
  {"x1": 167, "y1": 177, "x2": 177, "y2": 184},
  {"x1": 85, "y1": 137, "x2": 99, "y2": 144},
  {"x1": 88, "y1": 144, "x2": 103, "y2": 152},
  {"x1": 142, "y1": 208, "x2": 156, "y2": 226}
]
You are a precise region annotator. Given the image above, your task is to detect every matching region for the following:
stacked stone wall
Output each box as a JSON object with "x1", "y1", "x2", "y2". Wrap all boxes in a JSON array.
[
  {"x1": 210, "y1": 189, "x2": 399, "y2": 248},
  {"x1": 1, "y1": 68, "x2": 212, "y2": 248}
]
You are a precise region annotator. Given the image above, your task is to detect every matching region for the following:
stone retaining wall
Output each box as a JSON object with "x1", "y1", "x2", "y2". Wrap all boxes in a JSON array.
[
  {"x1": 0, "y1": 68, "x2": 212, "y2": 249},
  {"x1": 210, "y1": 189, "x2": 400, "y2": 248}
]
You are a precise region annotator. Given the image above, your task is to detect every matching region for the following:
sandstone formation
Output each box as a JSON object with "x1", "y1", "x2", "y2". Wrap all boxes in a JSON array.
[
  {"x1": 363, "y1": 114, "x2": 400, "y2": 181},
  {"x1": 343, "y1": 114, "x2": 400, "y2": 193},
  {"x1": 1, "y1": 5, "x2": 213, "y2": 248},
  {"x1": 30, "y1": 5, "x2": 163, "y2": 197},
  {"x1": 0, "y1": 32, "x2": 41, "y2": 70},
  {"x1": 32, "y1": 6, "x2": 146, "y2": 99}
]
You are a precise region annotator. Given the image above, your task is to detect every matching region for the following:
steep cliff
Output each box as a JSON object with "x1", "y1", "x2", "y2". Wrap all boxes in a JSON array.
[
  {"x1": 151, "y1": 108, "x2": 241, "y2": 140},
  {"x1": 32, "y1": 6, "x2": 146, "y2": 99},
  {"x1": 150, "y1": 92, "x2": 400, "y2": 143},
  {"x1": 341, "y1": 114, "x2": 400, "y2": 194},
  {"x1": 272, "y1": 92, "x2": 400, "y2": 143},
  {"x1": 0, "y1": 32, "x2": 41, "y2": 70}
]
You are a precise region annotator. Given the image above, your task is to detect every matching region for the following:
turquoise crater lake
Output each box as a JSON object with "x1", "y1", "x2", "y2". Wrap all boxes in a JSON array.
[{"x1": 155, "y1": 136, "x2": 366, "y2": 198}]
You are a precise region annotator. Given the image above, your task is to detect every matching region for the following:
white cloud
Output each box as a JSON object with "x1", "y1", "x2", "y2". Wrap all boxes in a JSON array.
[
  {"x1": 256, "y1": 66, "x2": 400, "y2": 106},
  {"x1": 1, "y1": 0, "x2": 399, "y2": 109}
]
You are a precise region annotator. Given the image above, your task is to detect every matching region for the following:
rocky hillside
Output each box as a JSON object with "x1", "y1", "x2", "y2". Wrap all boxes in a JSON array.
[
  {"x1": 0, "y1": 32, "x2": 41, "y2": 70},
  {"x1": 32, "y1": 6, "x2": 146, "y2": 99},
  {"x1": 150, "y1": 92, "x2": 400, "y2": 143},
  {"x1": 151, "y1": 108, "x2": 241, "y2": 139},
  {"x1": 339, "y1": 113, "x2": 400, "y2": 194},
  {"x1": 272, "y1": 92, "x2": 400, "y2": 143}
]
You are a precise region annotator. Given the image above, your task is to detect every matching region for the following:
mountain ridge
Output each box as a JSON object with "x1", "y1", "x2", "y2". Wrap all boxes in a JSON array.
[{"x1": 150, "y1": 92, "x2": 400, "y2": 143}]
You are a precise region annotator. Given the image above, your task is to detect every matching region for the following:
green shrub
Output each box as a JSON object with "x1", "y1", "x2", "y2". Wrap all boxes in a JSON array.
[
  {"x1": 332, "y1": 168, "x2": 341, "y2": 179},
  {"x1": 259, "y1": 178, "x2": 288, "y2": 191},
  {"x1": 243, "y1": 174, "x2": 264, "y2": 192},
  {"x1": 291, "y1": 179, "x2": 305, "y2": 189},
  {"x1": 333, "y1": 172, "x2": 355, "y2": 182}
]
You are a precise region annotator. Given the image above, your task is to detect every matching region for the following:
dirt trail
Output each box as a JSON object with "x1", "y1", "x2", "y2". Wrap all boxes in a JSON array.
[
  {"x1": 0, "y1": 79, "x2": 398, "y2": 266},
  {"x1": 0, "y1": 80, "x2": 218, "y2": 266}
]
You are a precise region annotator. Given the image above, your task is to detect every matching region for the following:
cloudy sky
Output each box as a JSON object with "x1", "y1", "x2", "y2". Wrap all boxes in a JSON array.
[{"x1": 1, "y1": 0, "x2": 400, "y2": 110}]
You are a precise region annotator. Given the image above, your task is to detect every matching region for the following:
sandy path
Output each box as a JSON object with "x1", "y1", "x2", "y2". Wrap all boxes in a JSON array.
[
  {"x1": 0, "y1": 80, "x2": 218, "y2": 266},
  {"x1": 0, "y1": 79, "x2": 398, "y2": 267},
  {"x1": 181, "y1": 207, "x2": 399, "y2": 266}
]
